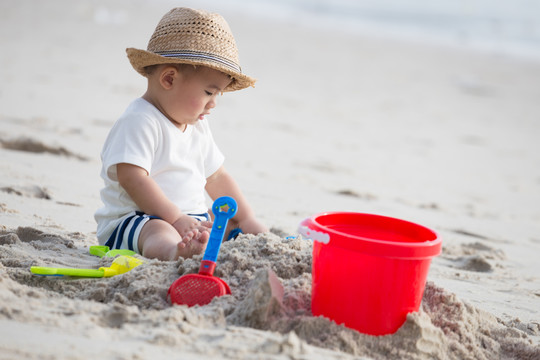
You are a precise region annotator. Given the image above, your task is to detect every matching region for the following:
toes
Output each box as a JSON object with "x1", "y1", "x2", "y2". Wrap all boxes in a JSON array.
[
  {"x1": 182, "y1": 231, "x2": 194, "y2": 243},
  {"x1": 200, "y1": 231, "x2": 210, "y2": 243}
]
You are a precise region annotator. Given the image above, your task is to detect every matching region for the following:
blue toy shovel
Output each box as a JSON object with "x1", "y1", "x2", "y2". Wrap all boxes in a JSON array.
[{"x1": 168, "y1": 196, "x2": 237, "y2": 307}]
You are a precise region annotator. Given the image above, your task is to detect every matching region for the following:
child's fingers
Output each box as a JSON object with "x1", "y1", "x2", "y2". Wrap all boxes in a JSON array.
[
  {"x1": 200, "y1": 220, "x2": 213, "y2": 229},
  {"x1": 197, "y1": 224, "x2": 210, "y2": 232}
]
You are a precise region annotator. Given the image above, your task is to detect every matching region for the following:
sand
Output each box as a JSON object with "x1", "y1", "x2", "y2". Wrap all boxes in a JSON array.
[{"x1": 1, "y1": 0, "x2": 539, "y2": 359}]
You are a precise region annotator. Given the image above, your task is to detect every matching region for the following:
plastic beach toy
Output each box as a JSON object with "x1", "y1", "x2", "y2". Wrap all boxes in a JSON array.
[
  {"x1": 89, "y1": 245, "x2": 136, "y2": 258},
  {"x1": 168, "y1": 196, "x2": 236, "y2": 307},
  {"x1": 299, "y1": 212, "x2": 441, "y2": 335},
  {"x1": 30, "y1": 255, "x2": 144, "y2": 278}
]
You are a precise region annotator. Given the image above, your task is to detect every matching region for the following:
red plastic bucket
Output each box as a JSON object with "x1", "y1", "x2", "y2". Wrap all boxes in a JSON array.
[{"x1": 299, "y1": 212, "x2": 441, "y2": 335}]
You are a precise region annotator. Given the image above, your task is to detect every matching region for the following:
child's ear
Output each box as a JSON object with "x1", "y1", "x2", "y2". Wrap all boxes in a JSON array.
[{"x1": 159, "y1": 66, "x2": 178, "y2": 90}]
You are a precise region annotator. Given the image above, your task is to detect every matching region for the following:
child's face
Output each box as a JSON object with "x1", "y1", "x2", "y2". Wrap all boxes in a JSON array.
[{"x1": 161, "y1": 66, "x2": 232, "y2": 127}]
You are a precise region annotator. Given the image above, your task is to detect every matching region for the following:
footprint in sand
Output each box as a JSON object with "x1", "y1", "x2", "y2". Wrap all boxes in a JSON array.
[
  {"x1": 0, "y1": 136, "x2": 88, "y2": 161},
  {"x1": 1, "y1": 186, "x2": 84, "y2": 208},
  {"x1": 454, "y1": 255, "x2": 494, "y2": 272},
  {"x1": 334, "y1": 189, "x2": 377, "y2": 200},
  {"x1": 0, "y1": 185, "x2": 52, "y2": 200},
  {"x1": 442, "y1": 241, "x2": 505, "y2": 273}
]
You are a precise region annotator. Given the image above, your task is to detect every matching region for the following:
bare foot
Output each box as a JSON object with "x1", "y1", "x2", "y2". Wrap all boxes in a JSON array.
[{"x1": 173, "y1": 231, "x2": 210, "y2": 259}]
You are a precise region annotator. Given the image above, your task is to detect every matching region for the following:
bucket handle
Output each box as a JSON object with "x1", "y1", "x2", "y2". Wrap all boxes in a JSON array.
[{"x1": 298, "y1": 224, "x2": 330, "y2": 244}]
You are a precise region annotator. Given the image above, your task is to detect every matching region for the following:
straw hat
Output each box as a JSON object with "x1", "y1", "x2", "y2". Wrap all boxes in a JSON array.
[{"x1": 126, "y1": 7, "x2": 255, "y2": 92}]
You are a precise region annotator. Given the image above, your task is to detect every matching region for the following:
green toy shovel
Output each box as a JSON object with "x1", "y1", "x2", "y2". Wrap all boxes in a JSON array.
[
  {"x1": 30, "y1": 255, "x2": 144, "y2": 278},
  {"x1": 89, "y1": 245, "x2": 136, "y2": 258}
]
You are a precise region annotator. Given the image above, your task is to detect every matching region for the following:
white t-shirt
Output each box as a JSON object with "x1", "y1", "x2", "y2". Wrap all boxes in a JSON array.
[{"x1": 94, "y1": 98, "x2": 224, "y2": 244}]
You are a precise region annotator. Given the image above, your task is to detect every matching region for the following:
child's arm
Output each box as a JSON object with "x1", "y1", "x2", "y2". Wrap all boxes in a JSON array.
[
  {"x1": 205, "y1": 166, "x2": 268, "y2": 234},
  {"x1": 116, "y1": 163, "x2": 211, "y2": 241}
]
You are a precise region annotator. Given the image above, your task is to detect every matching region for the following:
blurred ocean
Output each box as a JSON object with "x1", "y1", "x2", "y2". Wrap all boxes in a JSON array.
[{"x1": 190, "y1": 0, "x2": 540, "y2": 59}]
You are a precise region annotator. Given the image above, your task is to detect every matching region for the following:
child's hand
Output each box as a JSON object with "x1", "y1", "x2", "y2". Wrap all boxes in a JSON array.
[{"x1": 171, "y1": 214, "x2": 212, "y2": 247}]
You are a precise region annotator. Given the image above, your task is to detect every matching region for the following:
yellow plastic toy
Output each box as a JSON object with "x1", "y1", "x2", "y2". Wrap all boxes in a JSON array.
[{"x1": 31, "y1": 255, "x2": 144, "y2": 278}]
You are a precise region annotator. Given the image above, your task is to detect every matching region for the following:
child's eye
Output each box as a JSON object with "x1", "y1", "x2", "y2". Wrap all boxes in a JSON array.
[{"x1": 205, "y1": 91, "x2": 213, "y2": 96}]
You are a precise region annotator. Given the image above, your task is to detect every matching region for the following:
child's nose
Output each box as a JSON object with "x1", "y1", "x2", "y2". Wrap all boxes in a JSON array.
[{"x1": 207, "y1": 98, "x2": 216, "y2": 109}]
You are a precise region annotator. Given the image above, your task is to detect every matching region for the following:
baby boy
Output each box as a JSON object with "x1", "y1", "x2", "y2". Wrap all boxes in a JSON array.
[{"x1": 94, "y1": 8, "x2": 267, "y2": 260}]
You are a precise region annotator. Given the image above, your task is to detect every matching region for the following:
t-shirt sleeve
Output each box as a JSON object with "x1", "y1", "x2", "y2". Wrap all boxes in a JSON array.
[{"x1": 101, "y1": 114, "x2": 158, "y2": 181}]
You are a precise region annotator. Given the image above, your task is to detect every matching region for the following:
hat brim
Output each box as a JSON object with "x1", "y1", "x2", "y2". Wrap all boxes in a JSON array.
[{"x1": 126, "y1": 48, "x2": 256, "y2": 92}]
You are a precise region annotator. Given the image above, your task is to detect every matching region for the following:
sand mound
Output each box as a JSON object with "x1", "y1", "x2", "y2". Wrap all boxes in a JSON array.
[{"x1": 0, "y1": 228, "x2": 537, "y2": 359}]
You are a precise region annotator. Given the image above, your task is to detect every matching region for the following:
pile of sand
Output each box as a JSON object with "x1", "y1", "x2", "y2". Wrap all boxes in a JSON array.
[{"x1": 1, "y1": 227, "x2": 537, "y2": 359}]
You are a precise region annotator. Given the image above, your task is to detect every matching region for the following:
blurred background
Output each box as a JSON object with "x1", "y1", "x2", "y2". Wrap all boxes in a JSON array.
[
  {"x1": 1, "y1": 0, "x2": 539, "y2": 323},
  {"x1": 1, "y1": 0, "x2": 539, "y2": 229},
  {"x1": 199, "y1": 0, "x2": 540, "y2": 59}
]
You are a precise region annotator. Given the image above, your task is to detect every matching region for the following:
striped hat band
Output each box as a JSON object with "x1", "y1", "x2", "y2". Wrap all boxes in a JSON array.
[{"x1": 126, "y1": 7, "x2": 255, "y2": 92}]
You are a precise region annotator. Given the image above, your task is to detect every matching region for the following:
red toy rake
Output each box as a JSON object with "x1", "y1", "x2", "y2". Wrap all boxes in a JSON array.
[{"x1": 168, "y1": 196, "x2": 237, "y2": 307}]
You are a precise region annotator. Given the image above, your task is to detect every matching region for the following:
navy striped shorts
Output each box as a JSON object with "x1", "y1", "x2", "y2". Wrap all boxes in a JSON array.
[{"x1": 104, "y1": 211, "x2": 210, "y2": 254}]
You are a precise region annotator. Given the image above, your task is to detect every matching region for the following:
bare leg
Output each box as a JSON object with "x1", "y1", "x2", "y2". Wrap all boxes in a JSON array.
[{"x1": 138, "y1": 219, "x2": 209, "y2": 260}]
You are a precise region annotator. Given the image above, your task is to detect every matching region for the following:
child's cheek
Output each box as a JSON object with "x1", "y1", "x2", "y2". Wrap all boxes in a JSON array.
[{"x1": 190, "y1": 97, "x2": 205, "y2": 110}]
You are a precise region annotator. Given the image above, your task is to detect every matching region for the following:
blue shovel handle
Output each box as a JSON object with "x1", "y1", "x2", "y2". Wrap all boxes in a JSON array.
[{"x1": 202, "y1": 196, "x2": 238, "y2": 263}]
